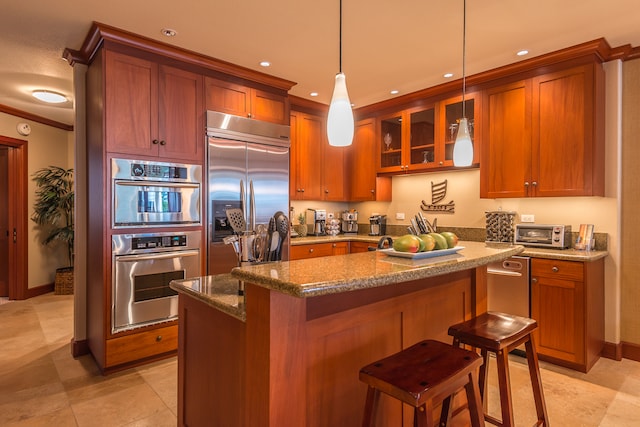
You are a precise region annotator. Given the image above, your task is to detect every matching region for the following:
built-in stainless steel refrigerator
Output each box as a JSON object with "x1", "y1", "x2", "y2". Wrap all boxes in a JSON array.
[{"x1": 206, "y1": 111, "x2": 290, "y2": 275}]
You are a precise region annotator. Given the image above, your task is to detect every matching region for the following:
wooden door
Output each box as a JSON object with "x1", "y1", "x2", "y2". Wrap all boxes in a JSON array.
[
  {"x1": 290, "y1": 111, "x2": 323, "y2": 200},
  {"x1": 532, "y1": 65, "x2": 594, "y2": 196},
  {"x1": 158, "y1": 65, "x2": 204, "y2": 162},
  {"x1": 251, "y1": 89, "x2": 289, "y2": 125},
  {"x1": 0, "y1": 146, "x2": 8, "y2": 296},
  {"x1": 105, "y1": 51, "x2": 158, "y2": 156},
  {"x1": 480, "y1": 80, "x2": 532, "y2": 198},
  {"x1": 349, "y1": 118, "x2": 376, "y2": 200},
  {"x1": 204, "y1": 76, "x2": 251, "y2": 118},
  {"x1": 322, "y1": 143, "x2": 347, "y2": 201}
]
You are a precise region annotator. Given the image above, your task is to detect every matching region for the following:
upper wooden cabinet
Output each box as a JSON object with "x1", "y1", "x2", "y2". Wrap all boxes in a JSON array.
[
  {"x1": 204, "y1": 77, "x2": 289, "y2": 125},
  {"x1": 349, "y1": 118, "x2": 391, "y2": 201},
  {"x1": 377, "y1": 93, "x2": 479, "y2": 174},
  {"x1": 480, "y1": 63, "x2": 605, "y2": 198},
  {"x1": 290, "y1": 110, "x2": 347, "y2": 201},
  {"x1": 105, "y1": 51, "x2": 204, "y2": 162}
]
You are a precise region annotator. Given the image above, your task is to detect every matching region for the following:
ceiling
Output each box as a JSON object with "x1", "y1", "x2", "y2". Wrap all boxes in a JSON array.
[{"x1": 1, "y1": 0, "x2": 639, "y2": 127}]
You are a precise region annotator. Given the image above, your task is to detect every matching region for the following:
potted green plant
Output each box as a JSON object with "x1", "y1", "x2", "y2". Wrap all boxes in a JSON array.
[{"x1": 31, "y1": 166, "x2": 74, "y2": 294}]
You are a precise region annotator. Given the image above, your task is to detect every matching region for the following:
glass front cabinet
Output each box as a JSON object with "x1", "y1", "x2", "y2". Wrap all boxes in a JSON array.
[{"x1": 377, "y1": 92, "x2": 480, "y2": 173}]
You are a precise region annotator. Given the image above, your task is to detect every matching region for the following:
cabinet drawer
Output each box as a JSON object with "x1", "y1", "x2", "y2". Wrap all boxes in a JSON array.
[
  {"x1": 106, "y1": 324, "x2": 177, "y2": 367},
  {"x1": 290, "y1": 242, "x2": 348, "y2": 260},
  {"x1": 531, "y1": 258, "x2": 583, "y2": 281}
]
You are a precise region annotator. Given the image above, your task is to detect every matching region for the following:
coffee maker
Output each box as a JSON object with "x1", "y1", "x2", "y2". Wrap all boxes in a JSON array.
[
  {"x1": 341, "y1": 210, "x2": 358, "y2": 234},
  {"x1": 306, "y1": 209, "x2": 326, "y2": 236},
  {"x1": 369, "y1": 214, "x2": 387, "y2": 236}
]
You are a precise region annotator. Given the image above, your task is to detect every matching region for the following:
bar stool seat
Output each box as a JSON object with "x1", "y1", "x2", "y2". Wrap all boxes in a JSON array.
[
  {"x1": 448, "y1": 311, "x2": 549, "y2": 427},
  {"x1": 359, "y1": 339, "x2": 484, "y2": 427}
]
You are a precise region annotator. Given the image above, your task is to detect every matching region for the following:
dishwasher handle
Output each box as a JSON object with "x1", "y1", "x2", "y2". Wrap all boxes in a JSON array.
[{"x1": 487, "y1": 268, "x2": 523, "y2": 277}]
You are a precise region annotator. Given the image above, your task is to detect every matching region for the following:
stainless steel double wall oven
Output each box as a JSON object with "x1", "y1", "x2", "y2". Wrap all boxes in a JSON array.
[{"x1": 110, "y1": 158, "x2": 202, "y2": 333}]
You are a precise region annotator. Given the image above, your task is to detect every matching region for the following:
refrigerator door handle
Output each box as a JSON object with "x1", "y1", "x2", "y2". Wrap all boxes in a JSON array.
[
  {"x1": 240, "y1": 180, "x2": 246, "y2": 231},
  {"x1": 249, "y1": 180, "x2": 256, "y2": 231}
]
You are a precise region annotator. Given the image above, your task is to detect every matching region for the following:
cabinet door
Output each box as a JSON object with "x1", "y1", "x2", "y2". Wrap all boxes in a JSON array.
[
  {"x1": 290, "y1": 111, "x2": 323, "y2": 200},
  {"x1": 378, "y1": 113, "x2": 404, "y2": 173},
  {"x1": 532, "y1": 65, "x2": 598, "y2": 196},
  {"x1": 531, "y1": 259, "x2": 585, "y2": 365},
  {"x1": 408, "y1": 107, "x2": 436, "y2": 171},
  {"x1": 290, "y1": 243, "x2": 333, "y2": 260},
  {"x1": 349, "y1": 241, "x2": 373, "y2": 253},
  {"x1": 441, "y1": 93, "x2": 480, "y2": 167},
  {"x1": 480, "y1": 80, "x2": 532, "y2": 198},
  {"x1": 105, "y1": 51, "x2": 158, "y2": 156},
  {"x1": 204, "y1": 77, "x2": 251, "y2": 118},
  {"x1": 251, "y1": 89, "x2": 289, "y2": 125},
  {"x1": 350, "y1": 118, "x2": 392, "y2": 201},
  {"x1": 323, "y1": 143, "x2": 347, "y2": 201},
  {"x1": 158, "y1": 65, "x2": 204, "y2": 162}
]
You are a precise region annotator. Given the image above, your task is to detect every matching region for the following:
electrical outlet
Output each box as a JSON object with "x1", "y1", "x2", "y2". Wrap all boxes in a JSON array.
[
  {"x1": 521, "y1": 214, "x2": 535, "y2": 223},
  {"x1": 396, "y1": 212, "x2": 405, "y2": 220}
]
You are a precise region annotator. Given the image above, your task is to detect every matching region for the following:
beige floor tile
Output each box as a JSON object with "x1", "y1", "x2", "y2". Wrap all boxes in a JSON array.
[
  {"x1": 2, "y1": 406, "x2": 77, "y2": 427},
  {"x1": 122, "y1": 408, "x2": 178, "y2": 427}
]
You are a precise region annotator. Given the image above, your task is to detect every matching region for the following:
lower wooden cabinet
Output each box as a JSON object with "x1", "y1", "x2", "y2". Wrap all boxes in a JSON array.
[
  {"x1": 290, "y1": 242, "x2": 349, "y2": 260},
  {"x1": 105, "y1": 324, "x2": 178, "y2": 368},
  {"x1": 530, "y1": 257, "x2": 604, "y2": 372},
  {"x1": 349, "y1": 241, "x2": 375, "y2": 253}
]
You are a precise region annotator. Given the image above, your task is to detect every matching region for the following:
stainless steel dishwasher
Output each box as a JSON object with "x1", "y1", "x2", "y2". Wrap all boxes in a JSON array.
[{"x1": 487, "y1": 255, "x2": 530, "y2": 318}]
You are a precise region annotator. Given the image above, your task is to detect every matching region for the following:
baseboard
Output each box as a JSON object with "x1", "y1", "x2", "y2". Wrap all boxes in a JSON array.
[
  {"x1": 602, "y1": 341, "x2": 623, "y2": 361},
  {"x1": 622, "y1": 341, "x2": 640, "y2": 362},
  {"x1": 71, "y1": 338, "x2": 90, "y2": 358},
  {"x1": 24, "y1": 282, "x2": 54, "y2": 299}
]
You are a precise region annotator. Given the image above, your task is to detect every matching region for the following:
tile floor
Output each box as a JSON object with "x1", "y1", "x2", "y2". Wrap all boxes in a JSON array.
[{"x1": 1, "y1": 293, "x2": 640, "y2": 426}]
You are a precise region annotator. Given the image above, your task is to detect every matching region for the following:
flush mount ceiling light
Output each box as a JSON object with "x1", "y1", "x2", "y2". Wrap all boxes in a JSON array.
[
  {"x1": 453, "y1": 0, "x2": 474, "y2": 167},
  {"x1": 517, "y1": 49, "x2": 529, "y2": 56},
  {"x1": 32, "y1": 90, "x2": 67, "y2": 104},
  {"x1": 259, "y1": 61, "x2": 271, "y2": 67},
  {"x1": 161, "y1": 28, "x2": 177, "y2": 37},
  {"x1": 326, "y1": 0, "x2": 354, "y2": 147}
]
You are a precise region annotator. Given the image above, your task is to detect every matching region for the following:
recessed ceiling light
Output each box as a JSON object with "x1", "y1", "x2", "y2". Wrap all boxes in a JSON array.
[
  {"x1": 161, "y1": 28, "x2": 177, "y2": 37},
  {"x1": 259, "y1": 61, "x2": 271, "y2": 67},
  {"x1": 443, "y1": 73, "x2": 454, "y2": 78},
  {"x1": 390, "y1": 90, "x2": 399, "y2": 95},
  {"x1": 310, "y1": 92, "x2": 319, "y2": 97},
  {"x1": 32, "y1": 90, "x2": 67, "y2": 104},
  {"x1": 516, "y1": 49, "x2": 529, "y2": 56}
]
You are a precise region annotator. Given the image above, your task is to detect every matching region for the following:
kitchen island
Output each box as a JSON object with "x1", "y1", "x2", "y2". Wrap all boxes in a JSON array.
[{"x1": 170, "y1": 241, "x2": 523, "y2": 427}]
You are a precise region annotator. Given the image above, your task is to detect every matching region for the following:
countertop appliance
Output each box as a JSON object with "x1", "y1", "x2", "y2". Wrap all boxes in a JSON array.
[
  {"x1": 341, "y1": 210, "x2": 358, "y2": 234},
  {"x1": 369, "y1": 214, "x2": 387, "y2": 236},
  {"x1": 112, "y1": 230, "x2": 201, "y2": 333},
  {"x1": 207, "y1": 111, "x2": 290, "y2": 275},
  {"x1": 111, "y1": 158, "x2": 201, "y2": 228},
  {"x1": 487, "y1": 255, "x2": 530, "y2": 319},
  {"x1": 515, "y1": 224, "x2": 571, "y2": 249},
  {"x1": 306, "y1": 209, "x2": 327, "y2": 236}
]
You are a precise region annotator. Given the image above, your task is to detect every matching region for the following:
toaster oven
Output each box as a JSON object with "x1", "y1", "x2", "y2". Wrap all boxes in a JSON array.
[{"x1": 514, "y1": 224, "x2": 571, "y2": 249}]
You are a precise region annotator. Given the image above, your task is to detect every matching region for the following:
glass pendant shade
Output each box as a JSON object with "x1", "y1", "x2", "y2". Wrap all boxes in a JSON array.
[
  {"x1": 453, "y1": 118, "x2": 473, "y2": 166},
  {"x1": 327, "y1": 73, "x2": 354, "y2": 147}
]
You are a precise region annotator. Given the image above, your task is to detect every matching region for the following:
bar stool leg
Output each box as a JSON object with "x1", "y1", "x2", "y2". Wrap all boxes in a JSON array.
[
  {"x1": 525, "y1": 337, "x2": 549, "y2": 426},
  {"x1": 362, "y1": 386, "x2": 380, "y2": 427},
  {"x1": 464, "y1": 370, "x2": 485, "y2": 427},
  {"x1": 494, "y1": 349, "x2": 515, "y2": 427}
]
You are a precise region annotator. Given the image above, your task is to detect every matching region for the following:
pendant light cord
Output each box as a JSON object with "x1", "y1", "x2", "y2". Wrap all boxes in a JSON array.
[
  {"x1": 461, "y1": 0, "x2": 467, "y2": 118},
  {"x1": 339, "y1": 0, "x2": 343, "y2": 73}
]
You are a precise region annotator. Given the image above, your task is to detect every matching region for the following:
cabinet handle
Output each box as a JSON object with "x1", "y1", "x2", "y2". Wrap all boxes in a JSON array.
[
  {"x1": 247, "y1": 113, "x2": 252, "y2": 118},
  {"x1": 552, "y1": 266, "x2": 559, "y2": 272},
  {"x1": 152, "y1": 139, "x2": 160, "y2": 145},
  {"x1": 309, "y1": 248, "x2": 314, "y2": 253},
  {"x1": 532, "y1": 278, "x2": 538, "y2": 284},
  {"x1": 325, "y1": 189, "x2": 329, "y2": 194},
  {"x1": 405, "y1": 164, "x2": 409, "y2": 170},
  {"x1": 400, "y1": 165, "x2": 405, "y2": 170},
  {"x1": 156, "y1": 335, "x2": 163, "y2": 342},
  {"x1": 370, "y1": 189, "x2": 375, "y2": 193},
  {"x1": 159, "y1": 140, "x2": 166, "y2": 146},
  {"x1": 524, "y1": 181, "x2": 529, "y2": 187},
  {"x1": 439, "y1": 161, "x2": 443, "y2": 165},
  {"x1": 532, "y1": 181, "x2": 538, "y2": 186}
]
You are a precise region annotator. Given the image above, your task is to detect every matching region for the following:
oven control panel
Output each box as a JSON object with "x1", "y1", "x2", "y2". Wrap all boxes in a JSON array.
[
  {"x1": 131, "y1": 163, "x2": 187, "y2": 180},
  {"x1": 131, "y1": 235, "x2": 187, "y2": 250}
]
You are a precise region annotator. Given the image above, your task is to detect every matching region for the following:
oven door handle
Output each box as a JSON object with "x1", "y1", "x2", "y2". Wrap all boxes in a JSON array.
[{"x1": 115, "y1": 250, "x2": 200, "y2": 263}]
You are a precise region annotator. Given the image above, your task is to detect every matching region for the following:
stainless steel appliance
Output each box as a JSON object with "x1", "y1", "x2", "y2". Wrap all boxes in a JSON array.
[
  {"x1": 487, "y1": 256, "x2": 530, "y2": 319},
  {"x1": 341, "y1": 210, "x2": 358, "y2": 234},
  {"x1": 207, "y1": 111, "x2": 290, "y2": 275},
  {"x1": 515, "y1": 224, "x2": 571, "y2": 249},
  {"x1": 306, "y1": 209, "x2": 326, "y2": 236},
  {"x1": 112, "y1": 158, "x2": 201, "y2": 228},
  {"x1": 112, "y1": 230, "x2": 201, "y2": 333},
  {"x1": 369, "y1": 214, "x2": 387, "y2": 236}
]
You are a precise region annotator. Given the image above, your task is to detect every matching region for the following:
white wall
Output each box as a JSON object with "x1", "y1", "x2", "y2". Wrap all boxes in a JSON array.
[{"x1": 0, "y1": 112, "x2": 73, "y2": 289}]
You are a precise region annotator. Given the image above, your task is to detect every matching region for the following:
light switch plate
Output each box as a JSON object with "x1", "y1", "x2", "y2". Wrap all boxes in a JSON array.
[
  {"x1": 396, "y1": 213, "x2": 405, "y2": 220},
  {"x1": 521, "y1": 214, "x2": 535, "y2": 223}
]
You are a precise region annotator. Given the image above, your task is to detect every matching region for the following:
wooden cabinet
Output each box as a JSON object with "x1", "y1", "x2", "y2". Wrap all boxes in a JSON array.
[
  {"x1": 290, "y1": 110, "x2": 347, "y2": 201},
  {"x1": 105, "y1": 50, "x2": 204, "y2": 162},
  {"x1": 349, "y1": 118, "x2": 392, "y2": 201},
  {"x1": 204, "y1": 76, "x2": 288, "y2": 125},
  {"x1": 481, "y1": 63, "x2": 604, "y2": 198},
  {"x1": 349, "y1": 241, "x2": 374, "y2": 253},
  {"x1": 105, "y1": 324, "x2": 177, "y2": 368},
  {"x1": 377, "y1": 93, "x2": 479, "y2": 174},
  {"x1": 530, "y1": 257, "x2": 604, "y2": 372},
  {"x1": 290, "y1": 241, "x2": 349, "y2": 260}
]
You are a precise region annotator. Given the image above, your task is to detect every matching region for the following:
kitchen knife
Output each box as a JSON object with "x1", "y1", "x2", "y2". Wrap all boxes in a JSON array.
[
  {"x1": 410, "y1": 218, "x2": 420, "y2": 235},
  {"x1": 415, "y1": 215, "x2": 426, "y2": 234}
]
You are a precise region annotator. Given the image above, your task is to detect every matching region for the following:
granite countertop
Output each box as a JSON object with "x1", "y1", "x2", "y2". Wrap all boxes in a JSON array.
[
  {"x1": 292, "y1": 233, "x2": 608, "y2": 262},
  {"x1": 231, "y1": 241, "x2": 523, "y2": 298},
  {"x1": 170, "y1": 274, "x2": 246, "y2": 321}
]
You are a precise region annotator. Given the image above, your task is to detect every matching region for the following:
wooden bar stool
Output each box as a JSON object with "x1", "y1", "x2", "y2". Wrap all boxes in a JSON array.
[
  {"x1": 359, "y1": 339, "x2": 484, "y2": 427},
  {"x1": 447, "y1": 312, "x2": 549, "y2": 427}
]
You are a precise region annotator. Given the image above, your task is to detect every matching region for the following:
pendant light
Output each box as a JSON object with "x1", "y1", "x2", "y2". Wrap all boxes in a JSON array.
[
  {"x1": 453, "y1": 0, "x2": 474, "y2": 166},
  {"x1": 327, "y1": 0, "x2": 354, "y2": 147}
]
